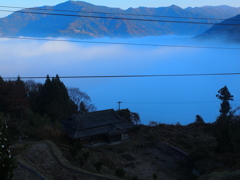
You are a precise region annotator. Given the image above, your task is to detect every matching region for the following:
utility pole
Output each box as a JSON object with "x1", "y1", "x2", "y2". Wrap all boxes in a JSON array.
[{"x1": 117, "y1": 101, "x2": 122, "y2": 110}]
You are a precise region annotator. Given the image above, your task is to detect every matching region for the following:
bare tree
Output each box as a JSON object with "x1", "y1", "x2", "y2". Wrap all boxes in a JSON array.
[{"x1": 67, "y1": 87, "x2": 96, "y2": 112}]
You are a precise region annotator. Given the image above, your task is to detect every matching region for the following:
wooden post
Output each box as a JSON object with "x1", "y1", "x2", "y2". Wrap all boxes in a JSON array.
[{"x1": 117, "y1": 101, "x2": 122, "y2": 110}]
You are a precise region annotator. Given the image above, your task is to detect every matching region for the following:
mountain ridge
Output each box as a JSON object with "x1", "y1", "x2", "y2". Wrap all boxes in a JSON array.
[
  {"x1": 0, "y1": 1, "x2": 240, "y2": 38},
  {"x1": 196, "y1": 14, "x2": 240, "y2": 42}
]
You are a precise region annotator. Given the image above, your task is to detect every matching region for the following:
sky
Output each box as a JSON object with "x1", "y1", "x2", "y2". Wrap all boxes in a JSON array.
[
  {"x1": 0, "y1": 36, "x2": 239, "y2": 125},
  {"x1": 0, "y1": 0, "x2": 240, "y2": 17}
]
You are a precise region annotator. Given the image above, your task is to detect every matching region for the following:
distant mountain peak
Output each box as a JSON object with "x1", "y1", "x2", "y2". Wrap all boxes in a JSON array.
[
  {"x1": 0, "y1": 1, "x2": 240, "y2": 39},
  {"x1": 169, "y1": 5, "x2": 182, "y2": 9},
  {"x1": 55, "y1": 0, "x2": 96, "y2": 8}
]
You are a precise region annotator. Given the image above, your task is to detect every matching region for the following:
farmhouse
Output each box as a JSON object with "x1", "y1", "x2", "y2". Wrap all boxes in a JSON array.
[{"x1": 62, "y1": 109, "x2": 134, "y2": 144}]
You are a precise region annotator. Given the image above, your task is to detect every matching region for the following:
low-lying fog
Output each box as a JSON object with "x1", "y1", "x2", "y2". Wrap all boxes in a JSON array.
[{"x1": 0, "y1": 36, "x2": 239, "y2": 125}]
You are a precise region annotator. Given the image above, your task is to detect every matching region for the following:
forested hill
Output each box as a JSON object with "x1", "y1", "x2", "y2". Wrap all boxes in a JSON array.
[
  {"x1": 196, "y1": 14, "x2": 240, "y2": 42},
  {"x1": 0, "y1": 1, "x2": 240, "y2": 38}
]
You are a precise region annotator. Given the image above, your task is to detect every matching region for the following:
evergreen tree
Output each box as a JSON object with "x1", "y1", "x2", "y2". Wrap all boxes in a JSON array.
[
  {"x1": 215, "y1": 86, "x2": 234, "y2": 152},
  {"x1": 0, "y1": 119, "x2": 15, "y2": 180},
  {"x1": 25, "y1": 80, "x2": 43, "y2": 113},
  {"x1": 0, "y1": 77, "x2": 7, "y2": 113},
  {"x1": 0, "y1": 76, "x2": 29, "y2": 114},
  {"x1": 37, "y1": 75, "x2": 73, "y2": 121},
  {"x1": 216, "y1": 86, "x2": 234, "y2": 117},
  {"x1": 12, "y1": 76, "x2": 29, "y2": 115}
]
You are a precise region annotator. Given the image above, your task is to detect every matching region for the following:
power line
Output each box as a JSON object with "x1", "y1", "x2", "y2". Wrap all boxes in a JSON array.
[
  {"x1": 0, "y1": 9, "x2": 240, "y2": 26},
  {"x1": 124, "y1": 101, "x2": 221, "y2": 105},
  {"x1": 3, "y1": 72, "x2": 240, "y2": 80},
  {"x1": 1, "y1": 5, "x2": 239, "y2": 22},
  {"x1": 2, "y1": 37, "x2": 240, "y2": 50},
  {"x1": 124, "y1": 100, "x2": 239, "y2": 105}
]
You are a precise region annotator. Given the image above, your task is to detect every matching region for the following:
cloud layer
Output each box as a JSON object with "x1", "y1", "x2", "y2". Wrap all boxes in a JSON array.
[{"x1": 0, "y1": 36, "x2": 239, "y2": 124}]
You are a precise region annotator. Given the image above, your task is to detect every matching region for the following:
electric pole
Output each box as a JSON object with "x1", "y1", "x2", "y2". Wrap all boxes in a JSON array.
[{"x1": 117, "y1": 101, "x2": 122, "y2": 110}]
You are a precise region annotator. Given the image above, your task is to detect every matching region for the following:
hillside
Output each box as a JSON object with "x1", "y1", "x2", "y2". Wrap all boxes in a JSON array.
[
  {"x1": 196, "y1": 14, "x2": 240, "y2": 42},
  {"x1": 10, "y1": 123, "x2": 240, "y2": 180},
  {"x1": 0, "y1": 1, "x2": 240, "y2": 38}
]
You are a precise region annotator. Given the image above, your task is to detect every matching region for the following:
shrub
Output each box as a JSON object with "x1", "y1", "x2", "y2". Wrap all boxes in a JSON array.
[
  {"x1": 132, "y1": 176, "x2": 139, "y2": 180},
  {"x1": 195, "y1": 115, "x2": 205, "y2": 124},
  {"x1": 115, "y1": 167, "x2": 125, "y2": 177},
  {"x1": 0, "y1": 120, "x2": 16, "y2": 180},
  {"x1": 149, "y1": 121, "x2": 158, "y2": 126},
  {"x1": 35, "y1": 125, "x2": 63, "y2": 142},
  {"x1": 82, "y1": 151, "x2": 90, "y2": 160},
  {"x1": 79, "y1": 156, "x2": 84, "y2": 167},
  {"x1": 190, "y1": 146, "x2": 211, "y2": 161},
  {"x1": 176, "y1": 122, "x2": 181, "y2": 126},
  {"x1": 94, "y1": 161, "x2": 103, "y2": 172},
  {"x1": 153, "y1": 173, "x2": 158, "y2": 180},
  {"x1": 69, "y1": 142, "x2": 82, "y2": 157}
]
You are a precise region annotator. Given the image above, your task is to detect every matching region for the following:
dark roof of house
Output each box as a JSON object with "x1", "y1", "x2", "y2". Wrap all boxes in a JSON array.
[{"x1": 62, "y1": 109, "x2": 134, "y2": 139}]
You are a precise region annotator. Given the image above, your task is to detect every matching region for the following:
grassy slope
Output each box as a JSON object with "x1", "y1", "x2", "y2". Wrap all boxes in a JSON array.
[{"x1": 10, "y1": 123, "x2": 240, "y2": 180}]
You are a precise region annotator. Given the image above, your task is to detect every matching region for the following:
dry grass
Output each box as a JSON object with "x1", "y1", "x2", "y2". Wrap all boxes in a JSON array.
[{"x1": 10, "y1": 123, "x2": 240, "y2": 180}]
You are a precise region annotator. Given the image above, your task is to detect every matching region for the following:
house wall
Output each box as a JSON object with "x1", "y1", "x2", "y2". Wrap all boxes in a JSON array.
[
  {"x1": 78, "y1": 133, "x2": 108, "y2": 144},
  {"x1": 109, "y1": 134, "x2": 122, "y2": 143}
]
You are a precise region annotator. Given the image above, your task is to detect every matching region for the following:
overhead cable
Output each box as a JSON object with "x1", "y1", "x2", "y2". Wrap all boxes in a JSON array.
[
  {"x1": 0, "y1": 5, "x2": 239, "y2": 22},
  {"x1": 3, "y1": 72, "x2": 240, "y2": 80},
  {"x1": 0, "y1": 9, "x2": 240, "y2": 26},
  {"x1": 123, "y1": 101, "x2": 221, "y2": 104},
  {"x1": 1, "y1": 37, "x2": 240, "y2": 50}
]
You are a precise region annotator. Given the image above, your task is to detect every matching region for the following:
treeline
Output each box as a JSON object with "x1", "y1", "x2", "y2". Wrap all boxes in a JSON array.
[
  {"x1": 214, "y1": 86, "x2": 240, "y2": 152},
  {"x1": 0, "y1": 75, "x2": 96, "y2": 140},
  {"x1": 189, "y1": 86, "x2": 240, "y2": 155}
]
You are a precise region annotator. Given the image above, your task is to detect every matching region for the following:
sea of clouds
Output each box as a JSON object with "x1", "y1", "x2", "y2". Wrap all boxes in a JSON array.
[{"x1": 0, "y1": 36, "x2": 239, "y2": 124}]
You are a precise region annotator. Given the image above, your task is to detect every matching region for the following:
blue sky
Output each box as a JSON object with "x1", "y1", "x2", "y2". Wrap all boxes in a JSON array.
[{"x1": 0, "y1": 0, "x2": 240, "y2": 17}]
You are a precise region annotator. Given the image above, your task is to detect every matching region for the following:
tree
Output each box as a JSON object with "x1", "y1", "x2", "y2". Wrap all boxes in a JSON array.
[
  {"x1": 0, "y1": 77, "x2": 7, "y2": 113},
  {"x1": 37, "y1": 75, "x2": 74, "y2": 121},
  {"x1": 215, "y1": 86, "x2": 234, "y2": 152},
  {"x1": 0, "y1": 119, "x2": 15, "y2": 180},
  {"x1": 195, "y1": 115, "x2": 205, "y2": 124},
  {"x1": 67, "y1": 87, "x2": 96, "y2": 112},
  {"x1": 0, "y1": 77, "x2": 29, "y2": 115},
  {"x1": 25, "y1": 80, "x2": 43, "y2": 113},
  {"x1": 216, "y1": 86, "x2": 234, "y2": 117},
  {"x1": 79, "y1": 101, "x2": 88, "y2": 114},
  {"x1": 131, "y1": 112, "x2": 140, "y2": 125},
  {"x1": 117, "y1": 109, "x2": 140, "y2": 124}
]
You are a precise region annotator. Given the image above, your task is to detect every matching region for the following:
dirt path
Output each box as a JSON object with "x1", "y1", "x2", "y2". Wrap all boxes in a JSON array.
[{"x1": 12, "y1": 142, "x2": 118, "y2": 180}]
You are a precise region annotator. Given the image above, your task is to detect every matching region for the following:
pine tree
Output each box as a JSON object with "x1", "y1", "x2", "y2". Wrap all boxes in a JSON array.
[
  {"x1": 0, "y1": 120, "x2": 15, "y2": 180},
  {"x1": 216, "y1": 86, "x2": 234, "y2": 117},
  {"x1": 37, "y1": 75, "x2": 73, "y2": 121},
  {"x1": 0, "y1": 76, "x2": 29, "y2": 114},
  {"x1": 215, "y1": 86, "x2": 234, "y2": 152}
]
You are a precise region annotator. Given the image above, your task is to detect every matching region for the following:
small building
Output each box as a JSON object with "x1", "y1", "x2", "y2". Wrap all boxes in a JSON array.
[{"x1": 62, "y1": 109, "x2": 134, "y2": 144}]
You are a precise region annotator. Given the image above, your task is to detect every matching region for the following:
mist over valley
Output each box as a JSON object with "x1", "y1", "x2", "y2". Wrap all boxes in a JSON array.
[
  {"x1": 0, "y1": 35, "x2": 239, "y2": 124},
  {"x1": 0, "y1": 0, "x2": 240, "y2": 125}
]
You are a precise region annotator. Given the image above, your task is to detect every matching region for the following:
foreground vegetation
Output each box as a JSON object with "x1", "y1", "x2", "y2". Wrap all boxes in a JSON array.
[{"x1": 0, "y1": 75, "x2": 239, "y2": 179}]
